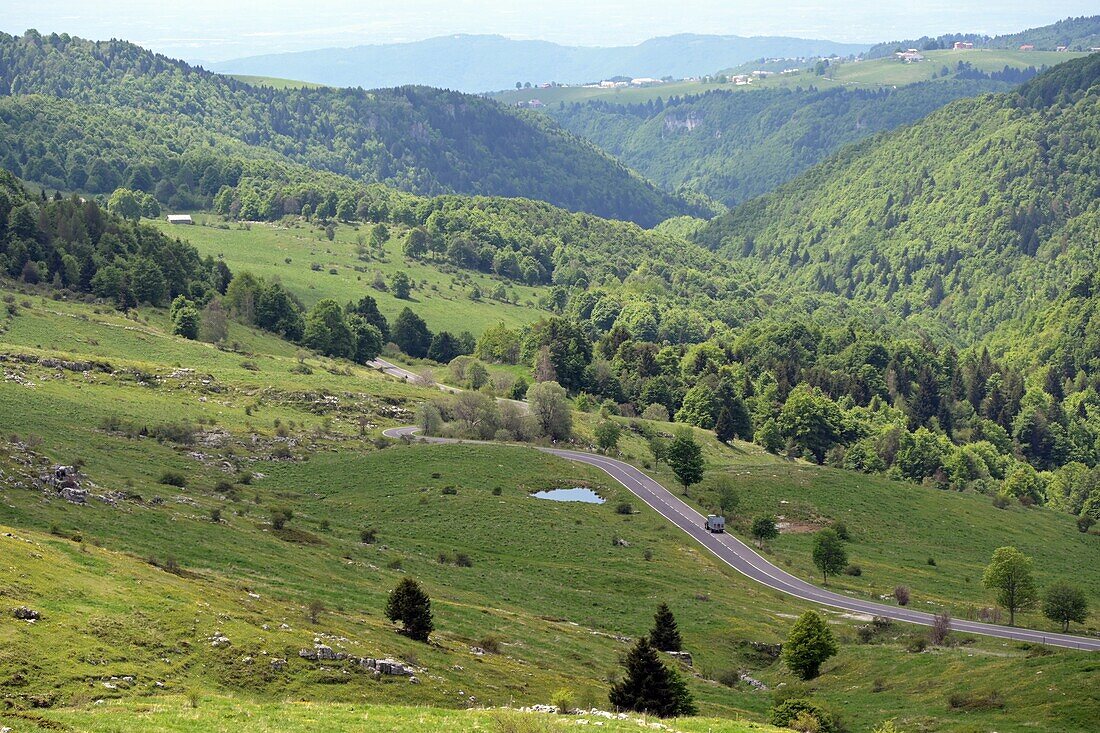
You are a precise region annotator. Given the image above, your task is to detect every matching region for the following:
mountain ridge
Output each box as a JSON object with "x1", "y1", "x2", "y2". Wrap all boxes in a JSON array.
[
  {"x1": 0, "y1": 30, "x2": 705, "y2": 225},
  {"x1": 210, "y1": 32, "x2": 870, "y2": 93}
]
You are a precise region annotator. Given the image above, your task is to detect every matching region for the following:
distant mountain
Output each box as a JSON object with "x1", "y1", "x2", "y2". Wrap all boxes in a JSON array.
[
  {"x1": 0, "y1": 30, "x2": 706, "y2": 225},
  {"x1": 866, "y1": 14, "x2": 1100, "y2": 58},
  {"x1": 694, "y1": 53, "x2": 1100, "y2": 344},
  {"x1": 210, "y1": 34, "x2": 870, "y2": 93}
]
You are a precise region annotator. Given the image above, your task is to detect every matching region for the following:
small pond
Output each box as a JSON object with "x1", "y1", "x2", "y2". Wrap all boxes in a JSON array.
[{"x1": 531, "y1": 487, "x2": 605, "y2": 504}]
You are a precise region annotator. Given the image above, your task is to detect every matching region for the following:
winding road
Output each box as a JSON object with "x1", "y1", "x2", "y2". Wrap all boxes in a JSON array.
[{"x1": 382, "y1": 425, "x2": 1100, "y2": 652}]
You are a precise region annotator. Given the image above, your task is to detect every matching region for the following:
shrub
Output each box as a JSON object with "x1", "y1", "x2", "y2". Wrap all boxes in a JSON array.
[
  {"x1": 492, "y1": 487, "x2": 503, "y2": 496},
  {"x1": 1078, "y1": 516, "x2": 1096, "y2": 533},
  {"x1": 307, "y1": 600, "x2": 325, "y2": 624},
  {"x1": 360, "y1": 528, "x2": 378, "y2": 544},
  {"x1": 843, "y1": 564, "x2": 862, "y2": 576},
  {"x1": 769, "y1": 698, "x2": 838, "y2": 733},
  {"x1": 270, "y1": 507, "x2": 294, "y2": 530},
  {"x1": 478, "y1": 636, "x2": 502, "y2": 654},
  {"x1": 615, "y1": 501, "x2": 634, "y2": 515},
  {"x1": 906, "y1": 636, "x2": 927, "y2": 653},
  {"x1": 158, "y1": 471, "x2": 186, "y2": 487},
  {"x1": 441, "y1": 485, "x2": 458, "y2": 495},
  {"x1": 551, "y1": 688, "x2": 574, "y2": 714},
  {"x1": 893, "y1": 585, "x2": 911, "y2": 606},
  {"x1": 947, "y1": 690, "x2": 1005, "y2": 711},
  {"x1": 454, "y1": 552, "x2": 473, "y2": 567},
  {"x1": 992, "y1": 494, "x2": 1010, "y2": 509},
  {"x1": 832, "y1": 522, "x2": 850, "y2": 541},
  {"x1": 209, "y1": 507, "x2": 222, "y2": 523},
  {"x1": 929, "y1": 611, "x2": 951, "y2": 646},
  {"x1": 927, "y1": 557, "x2": 936, "y2": 566}
]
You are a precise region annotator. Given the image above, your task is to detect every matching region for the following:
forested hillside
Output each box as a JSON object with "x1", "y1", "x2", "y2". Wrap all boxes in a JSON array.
[
  {"x1": 0, "y1": 169, "x2": 227, "y2": 306},
  {"x1": 0, "y1": 30, "x2": 705, "y2": 225},
  {"x1": 865, "y1": 14, "x2": 1100, "y2": 57},
  {"x1": 696, "y1": 52, "x2": 1100, "y2": 343},
  {"x1": 549, "y1": 78, "x2": 1015, "y2": 206}
]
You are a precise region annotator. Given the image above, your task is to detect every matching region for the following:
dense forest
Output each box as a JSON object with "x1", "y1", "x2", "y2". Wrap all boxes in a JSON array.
[
  {"x1": 548, "y1": 78, "x2": 1015, "y2": 206},
  {"x1": 695, "y1": 53, "x2": 1100, "y2": 344},
  {"x1": 0, "y1": 30, "x2": 708, "y2": 225},
  {"x1": 0, "y1": 170, "x2": 227, "y2": 308}
]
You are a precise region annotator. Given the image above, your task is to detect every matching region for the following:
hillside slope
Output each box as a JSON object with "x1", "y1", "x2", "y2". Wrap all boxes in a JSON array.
[
  {"x1": 695, "y1": 53, "x2": 1100, "y2": 343},
  {"x1": 0, "y1": 30, "x2": 703, "y2": 226},
  {"x1": 550, "y1": 79, "x2": 1014, "y2": 206},
  {"x1": 1, "y1": 282, "x2": 1098, "y2": 731}
]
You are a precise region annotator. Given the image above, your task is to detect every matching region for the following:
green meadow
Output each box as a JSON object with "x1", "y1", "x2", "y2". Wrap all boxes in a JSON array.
[
  {"x1": 150, "y1": 217, "x2": 549, "y2": 336},
  {"x1": 1, "y1": 283, "x2": 1099, "y2": 731}
]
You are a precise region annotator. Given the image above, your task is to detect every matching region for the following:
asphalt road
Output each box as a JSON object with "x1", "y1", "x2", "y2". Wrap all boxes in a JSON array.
[{"x1": 383, "y1": 425, "x2": 1100, "y2": 652}]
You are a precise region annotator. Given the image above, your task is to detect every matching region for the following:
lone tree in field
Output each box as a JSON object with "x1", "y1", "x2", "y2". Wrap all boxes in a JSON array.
[
  {"x1": 609, "y1": 637, "x2": 696, "y2": 718},
  {"x1": 385, "y1": 577, "x2": 434, "y2": 642},
  {"x1": 982, "y1": 546, "x2": 1037, "y2": 626},
  {"x1": 1042, "y1": 581, "x2": 1088, "y2": 632},
  {"x1": 649, "y1": 603, "x2": 682, "y2": 652},
  {"x1": 811, "y1": 528, "x2": 848, "y2": 584},
  {"x1": 784, "y1": 611, "x2": 838, "y2": 680},
  {"x1": 751, "y1": 515, "x2": 779, "y2": 547},
  {"x1": 667, "y1": 429, "x2": 704, "y2": 491}
]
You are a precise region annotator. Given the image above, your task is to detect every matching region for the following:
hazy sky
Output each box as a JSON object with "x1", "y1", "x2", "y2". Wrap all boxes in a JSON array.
[{"x1": 1, "y1": 1, "x2": 1095, "y2": 62}]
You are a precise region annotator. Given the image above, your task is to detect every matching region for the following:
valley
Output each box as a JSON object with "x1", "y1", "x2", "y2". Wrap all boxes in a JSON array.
[{"x1": 0, "y1": 10, "x2": 1099, "y2": 733}]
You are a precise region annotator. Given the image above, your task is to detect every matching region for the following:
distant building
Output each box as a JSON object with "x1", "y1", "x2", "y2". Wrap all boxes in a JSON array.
[
  {"x1": 895, "y1": 49, "x2": 924, "y2": 63},
  {"x1": 527, "y1": 99, "x2": 544, "y2": 108},
  {"x1": 953, "y1": 41, "x2": 974, "y2": 50},
  {"x1": 1056, "y1": 45, "x2": 1068, "y2": 52},
  {"x1": 630, "y1": 77, "x2": 661, "y2": 86},
  {"x1": 166, "y1": 214, "x2": 193, "y2": 225},
  {"x1": 1019, "y1": 44, "x2": 1035, "y2": 51}
]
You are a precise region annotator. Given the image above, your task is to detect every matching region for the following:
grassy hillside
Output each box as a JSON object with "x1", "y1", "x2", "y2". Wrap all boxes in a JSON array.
[
  {"x1": 1, "y1": 282, "x2": 1099, "y2": 730},
  {"x1": 590, "y1": 420, "x2": 1100, "y2": 630},
  {"x1": 227, "y1": 74, "x2": 325, "y2": 89},
  {"x1": 490, "y1": 48, "x2": 1084, "y2": 107},
  {"x1": 0, "y1": 30, "x2": 705, "y2": 226},
  {"x1": 147, "y1": 216, "x2": 549, "y2": 335}
]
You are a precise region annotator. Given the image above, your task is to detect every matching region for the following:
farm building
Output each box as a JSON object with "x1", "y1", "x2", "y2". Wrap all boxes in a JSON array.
[{"x1": 166, "y1": 214, "x2": 194, "y2": 225}]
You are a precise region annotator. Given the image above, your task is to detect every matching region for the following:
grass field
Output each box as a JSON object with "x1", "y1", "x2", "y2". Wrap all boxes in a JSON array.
[
  {"x1": 2, "y1": 283, "x2": 1100, "y2": 731},
  {"x1": 150, "y1": 217, "x2": 548, "y2": 336},
  {"x1": 586, "y1": 417, "x2": 1100, "y2": 632},
  {"x1": 489, "y1": 49, "x2": 1092, "y2": 106},
  {"x1": 225, "y1": 74, "x2": 326, "y2": 89}
]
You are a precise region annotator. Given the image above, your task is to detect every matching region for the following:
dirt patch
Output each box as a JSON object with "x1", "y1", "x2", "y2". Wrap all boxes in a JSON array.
[{"x1": 775, "y1": 518, "x2": 821, "y2": 534}]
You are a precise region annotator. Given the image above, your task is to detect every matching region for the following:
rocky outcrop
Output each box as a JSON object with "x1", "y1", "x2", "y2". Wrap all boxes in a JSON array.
[
  {"x1": 665, "y1": 650, "x2": 693, "y2": 667},
  {"x1": 13, "y1": 606, "x2": 39, "y2": 620}
]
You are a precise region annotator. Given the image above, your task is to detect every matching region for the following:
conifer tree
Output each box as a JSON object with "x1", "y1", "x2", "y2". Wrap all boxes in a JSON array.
[
  {"x1": 649, "y1": 603, "x2": 682, "y2": 652},
  {"x1": 609, "y1": 637, "x2": 695, "y2": 718},
  {"x1": 385, "y1": 578, "x2": 434, "y2": 642}
]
